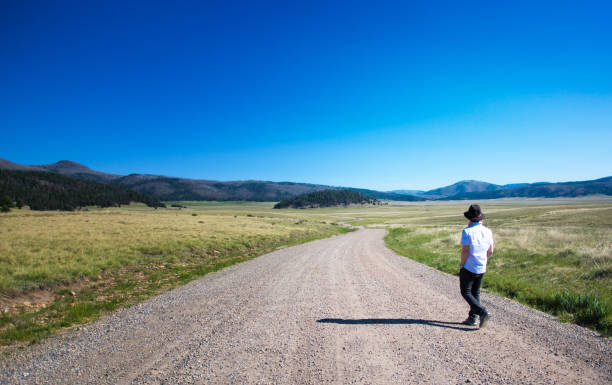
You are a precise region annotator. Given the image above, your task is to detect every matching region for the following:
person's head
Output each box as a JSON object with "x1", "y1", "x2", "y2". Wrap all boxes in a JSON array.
[{"x1": 464, "y1": 204, "x2": 485, "y2": 223}]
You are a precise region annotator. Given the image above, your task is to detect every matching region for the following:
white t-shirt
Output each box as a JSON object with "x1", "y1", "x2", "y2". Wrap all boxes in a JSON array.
[{"x1": 461, "y1": 222, "x2": 494, "y2": 274}]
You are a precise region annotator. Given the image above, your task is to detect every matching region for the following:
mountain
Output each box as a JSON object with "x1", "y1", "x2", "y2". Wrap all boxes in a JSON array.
[
  {"x1": 36, "y1": 160, "x2": 121, "y2": 183},
  {"x1": 0, "y1": 159, "x2": 122, "y2": 183},
  {"x1": 0, "y1": 159, "x2": 333, "y2": 201},
  {"x1": 420, "y1": 180, "x2": 504, "y2": 199},
  {"x1": 502, "y1": 182, "x2": 550, "y2": 189},
  {"x1": 388, "y1": 189, "x2": 425, "y2": 195},
  {"x1": 0, "y1": 158, "x2": 47, "y2": 172},
  {"x1": 418, "y1": 178, "x2": 612, "y2": 200},
  {"x1": 502, "y1": 183, "x2": 529, "y2": 189},
  {"x1": 112, "y1": 175, "x2": 333, "y2": 201},
  {"x1": 442, "y1": 177, "x2": 612, "y2": 200},
  {"x1": 346, "y1": 188, "x2": 425, "y2": 201},
  {"x1": 2, "y1": 158, "x2": 609, "y2": 201},
  {"x1": 112, "y1": 177, "x2": 426, "y2": 202},
  {"x1": 0, "y1": 159, "x2": 426, "y2": 202}
]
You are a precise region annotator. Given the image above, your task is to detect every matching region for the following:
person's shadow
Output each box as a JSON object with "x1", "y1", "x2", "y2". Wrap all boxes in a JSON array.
[{"x1": 317, "y1": 318, "x2": 477, "y2": 331}]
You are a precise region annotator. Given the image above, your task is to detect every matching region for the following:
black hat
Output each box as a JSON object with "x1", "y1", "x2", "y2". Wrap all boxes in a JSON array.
[{"x1": 464, "y1": 204, "x2": 485, "y2": 222}]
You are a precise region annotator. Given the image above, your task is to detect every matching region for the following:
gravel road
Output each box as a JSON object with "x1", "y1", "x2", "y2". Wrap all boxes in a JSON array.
[{"x1": 1, "y1": 228, "x2": 610, "y2": 384}]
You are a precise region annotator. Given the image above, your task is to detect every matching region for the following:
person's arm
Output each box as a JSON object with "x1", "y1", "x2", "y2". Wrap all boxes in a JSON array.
[
  {"x1": 460, "y1": 245, "x2": 469, "y2": 268},
  {"x1": 460, "y1": 228, "x2": 470, "y2": 269},
  {"x1": 487, "y1": 244, "x2": 494, "y2": 258},
  {"x1": 487, "y1": 231, "x2": 494, "y2": 259}
]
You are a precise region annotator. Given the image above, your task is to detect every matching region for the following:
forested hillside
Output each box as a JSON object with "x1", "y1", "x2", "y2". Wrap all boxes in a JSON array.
[
  {"x1": 110, "y1": 175, "x2": 330, "y2": 201},
  {"x1": 0, "y1": 159, "x2": 426, "y2": 201},
  {"x1": 0, "y1": 170, "x2": 165, "y2": 211},
  {"x1": 274, "y1": 189, "x2": 378, "y2": 209}
]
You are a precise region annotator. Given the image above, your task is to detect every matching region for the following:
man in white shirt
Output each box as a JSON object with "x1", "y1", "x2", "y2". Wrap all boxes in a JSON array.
[{"x1": 460, "y1": 204, "x2": 494, "y2": 328}]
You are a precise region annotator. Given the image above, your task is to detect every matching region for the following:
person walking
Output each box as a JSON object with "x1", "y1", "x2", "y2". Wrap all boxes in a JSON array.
[{"x1": 460, "y1": 204, "x2": 494, "y2": 328}]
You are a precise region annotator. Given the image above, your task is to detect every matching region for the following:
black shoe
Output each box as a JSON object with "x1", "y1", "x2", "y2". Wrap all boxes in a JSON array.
[
  {"x1": 479, "y1": 311, "x2": 490, "y2": 329},
  {"x1": 461, "y1": 317, "x2": 477, "y2": 326}
]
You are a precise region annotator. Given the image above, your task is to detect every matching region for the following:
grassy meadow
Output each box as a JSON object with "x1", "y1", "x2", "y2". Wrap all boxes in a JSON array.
[
  {"x1": 381, "y1": 199, "x2": 612, "y2": 336},
  {"x1": 0, "y1": 202, "x2": 352, "y2": 347},
  {"x1": 0, "y1": 198, "x2": 610, "y2": 347}
]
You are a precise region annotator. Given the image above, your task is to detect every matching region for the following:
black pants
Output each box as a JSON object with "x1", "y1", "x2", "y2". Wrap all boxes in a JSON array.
[{"x1": 460, "y1": 268, "x2": 486, "y2": 319}]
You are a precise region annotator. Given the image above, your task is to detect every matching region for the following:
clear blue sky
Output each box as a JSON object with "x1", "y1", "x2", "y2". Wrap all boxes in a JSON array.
[{"x1": 2, "y1": 1, "x2": 611, "y2": 190}]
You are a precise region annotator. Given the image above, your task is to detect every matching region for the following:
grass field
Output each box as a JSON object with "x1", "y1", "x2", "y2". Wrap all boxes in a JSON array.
[
  {"x1": 381, "y1": 199, "x2": 612, "y2": 336},
  {"x1": 0, "y1": 202, "x2": 352, "y2": 347},
  {"x1": 1, "y1": 198, "x2": 610, "y2": 347}
]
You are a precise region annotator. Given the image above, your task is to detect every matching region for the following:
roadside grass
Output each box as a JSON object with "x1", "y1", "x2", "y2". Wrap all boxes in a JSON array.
[
  {"x1": 384, "y1": 202, "x2": 612, "y2": 336},
  {"x1": 1, "y1": 198, "x2": 610, "y2": 346},
  {"x1": 0, "y1": 203, "x2": 352, "y2": 347}
]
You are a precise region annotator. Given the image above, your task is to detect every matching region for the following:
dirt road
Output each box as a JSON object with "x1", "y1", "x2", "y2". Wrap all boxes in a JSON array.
[{"x1": 1, "y1": 229, "x2": 610, "y2": 384}]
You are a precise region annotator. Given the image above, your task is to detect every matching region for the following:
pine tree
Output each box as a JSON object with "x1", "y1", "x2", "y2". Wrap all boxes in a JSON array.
[{"x1": 0, "y1": 194, "x2": 14, "y2": 209}]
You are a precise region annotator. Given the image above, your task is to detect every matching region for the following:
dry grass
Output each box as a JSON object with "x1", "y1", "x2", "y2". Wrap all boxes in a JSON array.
[
  {"x1": 382, "y1": 199, "x2": 612, "y2": 335},
  {"x1": 0, "y1": 203, "x2": 345, "y2": 291},
  {"x1": 1, "y1": 197, "x2": 610, "y2": 345},
  {"x1": 0, "y1": 202, "x2": 351, "y2": 346}
]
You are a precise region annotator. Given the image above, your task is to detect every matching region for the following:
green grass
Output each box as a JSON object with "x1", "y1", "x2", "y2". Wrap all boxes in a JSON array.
[
  {"x1": 1, "y1": 198, "x2": 610, "y2": 346},
  {"x1": 384, "y1": 202, "x2": 612, "y2": 336}
]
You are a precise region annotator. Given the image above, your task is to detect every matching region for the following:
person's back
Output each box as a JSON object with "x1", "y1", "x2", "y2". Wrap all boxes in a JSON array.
[{"x1": 461, "y1": 222, "x2": 494, "y2": 274}]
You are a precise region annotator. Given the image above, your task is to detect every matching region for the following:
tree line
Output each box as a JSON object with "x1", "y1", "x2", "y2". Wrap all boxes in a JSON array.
[
  {"x1": 0, "y1": 169, "x2": 165, "y2": 211},
  {"x1": 273, "y1": 189, "x2": 378, "y2": 209}
]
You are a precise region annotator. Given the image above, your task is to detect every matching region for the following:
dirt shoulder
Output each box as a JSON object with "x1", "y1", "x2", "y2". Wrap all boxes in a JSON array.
[{"x1": 1, "y1": 229, "x2": 610, "y2": 384}]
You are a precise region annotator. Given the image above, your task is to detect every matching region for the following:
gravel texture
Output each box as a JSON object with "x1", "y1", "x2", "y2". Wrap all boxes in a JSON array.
[{"x1": 1, "y1": 228, "x2": 610, "y2": 384}]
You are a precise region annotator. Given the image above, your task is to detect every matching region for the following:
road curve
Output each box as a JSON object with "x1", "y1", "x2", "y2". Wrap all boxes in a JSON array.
[{"x1": 1, "y1": 228, "x2": 610, "y2": 384}]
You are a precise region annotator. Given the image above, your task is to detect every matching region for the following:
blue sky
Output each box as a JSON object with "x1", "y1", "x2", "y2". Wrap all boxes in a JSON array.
[{"x1": 1, "y1": 1, "x2": 611, "y2": 190}]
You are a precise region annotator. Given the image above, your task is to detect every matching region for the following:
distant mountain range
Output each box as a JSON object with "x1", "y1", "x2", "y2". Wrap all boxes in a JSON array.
[
  {"x1": 412, "y1": 178, "x2": 612, "y2": 200},
  {"x1": 436, "y1": 177, "x2": 612, "y2": 200},
  {"x1": 1, "y1": 158, "x2": 610, "y2": 201},
  {"x1": 388, "y1": 178, "x2": 612, "y2": 200},
  {"x1": 388, "y1": 189, "x2": 425, "y2": 196},
  {"x1": 0, "y1": 159, "x2": 422, "y2": 202}
]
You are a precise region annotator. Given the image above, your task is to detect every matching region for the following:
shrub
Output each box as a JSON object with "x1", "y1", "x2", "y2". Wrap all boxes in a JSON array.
[
  {"x1": 0, "y1": 194, "x2": 14, "y2": 208},
  {"x1": 548, "y1": 290, "x2": 610, "y2": 327}
]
